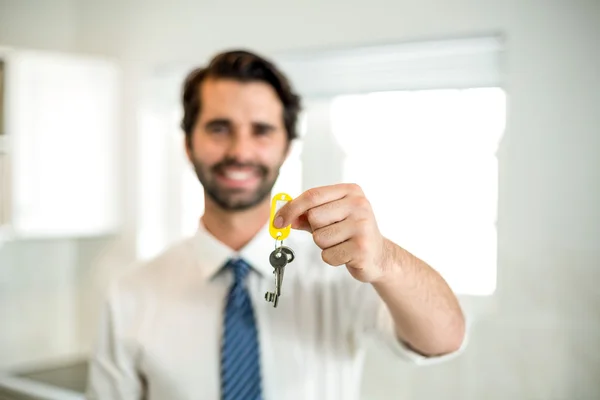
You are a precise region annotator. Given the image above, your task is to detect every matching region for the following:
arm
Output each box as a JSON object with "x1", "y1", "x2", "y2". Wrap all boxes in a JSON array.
[
  {"x1": 274, "y1": 184, "x2": 466, "y2": 357},
  {"x1": 371, "y1": 238, "x2": 465, "y2": 356}
]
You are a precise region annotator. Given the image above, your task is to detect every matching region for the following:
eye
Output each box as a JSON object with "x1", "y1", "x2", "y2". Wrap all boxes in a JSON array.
[
  {"x1": 208, "y1": 123, "x2": 229, "y2": 134},
  {"x1": 254, "y1": 124, "x2": 274, "y2": 136}
]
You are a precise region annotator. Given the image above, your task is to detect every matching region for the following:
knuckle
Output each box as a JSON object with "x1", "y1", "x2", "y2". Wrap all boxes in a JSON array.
[
  {"x1": 321, "y1": 249, "x2": 333, "y2": 264},
  {"x1": 312, "y1": 231, "x2": 324, "y2": 248},
  {"x1": 312, "y1": 230, "x2": 326, "y2": 248},
  {"x1": 306, "y1": 208, "x2": 320, "y2": 225},
  {"x1": 313, "y1": 226, "x2": 333, "y2": 247},
  {"x1": 306, "y1": 188, "x2": 322, "y2": 204},
  {"x1": 353, "y1": 196, "x2": 371, "y2": 210},
  {"x1": 322, "y1": 248, "x2": 344, "y2": 266},
  {"x1": 348, "y1": 183, "x2": 363, "y2": 195}
]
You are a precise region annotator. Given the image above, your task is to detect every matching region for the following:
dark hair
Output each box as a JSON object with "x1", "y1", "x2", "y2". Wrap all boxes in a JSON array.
[{"x1": 180, "y1": 50, "x2": 302, "y2": 141}]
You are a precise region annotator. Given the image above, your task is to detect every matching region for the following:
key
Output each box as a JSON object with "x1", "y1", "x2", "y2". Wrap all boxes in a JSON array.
[
  {"x1": 269, "y1": 248, "x2": 289, "y2": 269},
  {"x1": 279, "y1": 246, "x2": 295, "y2": 263},
  {"x1": 271, "y1": 246, "x2": 295, "y2": 295},
  {"x1": 265, "y1": 249, "x2": 287, "y2": 307},
  {"x1": 265, "y1": 247, "x2": 295, "y2": 307}
]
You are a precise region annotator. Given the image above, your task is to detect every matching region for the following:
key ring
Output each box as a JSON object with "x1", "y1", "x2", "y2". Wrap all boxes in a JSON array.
[{"x1": 274, "y1": 233, "x2": 284, "y2": 256}]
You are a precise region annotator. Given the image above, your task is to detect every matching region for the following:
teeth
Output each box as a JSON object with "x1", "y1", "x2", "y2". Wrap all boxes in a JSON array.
[{"x1": 224, "y1": 170, "x2": 253, "y2": 181}]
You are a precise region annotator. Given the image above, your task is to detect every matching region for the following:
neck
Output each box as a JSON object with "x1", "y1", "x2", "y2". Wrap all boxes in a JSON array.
[{"x1": 201, "y1": 195, "x2": 271, "y2": 251}]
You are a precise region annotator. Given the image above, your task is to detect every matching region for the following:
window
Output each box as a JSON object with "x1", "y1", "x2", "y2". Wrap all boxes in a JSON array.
[{"x1": 330, "y1": 88, "x2": 505, "y2": 295}]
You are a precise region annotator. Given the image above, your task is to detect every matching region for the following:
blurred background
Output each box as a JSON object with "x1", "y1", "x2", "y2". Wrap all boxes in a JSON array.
[{"x1": 0, "y1": 0, "x2": 599, "y2": 399}]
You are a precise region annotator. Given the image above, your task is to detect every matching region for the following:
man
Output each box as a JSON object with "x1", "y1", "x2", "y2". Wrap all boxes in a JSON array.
[{"x1": 87, "y1": 50, "x2": 467, "y2": 400}]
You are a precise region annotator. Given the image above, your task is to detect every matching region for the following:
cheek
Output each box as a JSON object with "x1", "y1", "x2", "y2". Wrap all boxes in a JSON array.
[
  {"x1": 191, "y1": 137, "x2": 224, "y2": 166},
  {"x1": 258, "y1": 143, "x2": 287, "y2": 168}
]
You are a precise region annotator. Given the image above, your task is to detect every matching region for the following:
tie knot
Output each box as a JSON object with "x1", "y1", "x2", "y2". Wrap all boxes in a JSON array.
[{"x1": 226, "y1": 258, "x2": 251, "y2": 283}]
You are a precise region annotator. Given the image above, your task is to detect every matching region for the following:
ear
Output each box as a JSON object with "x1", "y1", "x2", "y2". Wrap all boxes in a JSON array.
[
  {"x1": 184, "y1": 135, "x2": 193, "y2": 162},
  {"x1": 283, "y1": 139, "x2": 294, "y2": 161}
]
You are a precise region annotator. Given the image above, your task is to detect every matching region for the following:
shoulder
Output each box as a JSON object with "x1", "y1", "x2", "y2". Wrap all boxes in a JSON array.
[{"x1": 107, "y1": 236, "x2": 198, "y2": 303}]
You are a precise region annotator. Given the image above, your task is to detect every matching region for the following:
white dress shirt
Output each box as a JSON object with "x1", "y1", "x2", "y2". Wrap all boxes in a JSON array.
[{"x1": 87, "y1": 222, "x2": 466, "y2": 400}]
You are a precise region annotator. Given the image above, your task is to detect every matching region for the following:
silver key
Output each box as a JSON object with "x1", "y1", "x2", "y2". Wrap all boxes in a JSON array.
[
  {"x1": 265, "y1": 246, "x2": 295, "y2": 308},
  {"x1": 269, "y1": 249, "x2": 288, "y2": 268},
  {"x1": 279, "y1": 246, "x2": 295, "y2": 263}
]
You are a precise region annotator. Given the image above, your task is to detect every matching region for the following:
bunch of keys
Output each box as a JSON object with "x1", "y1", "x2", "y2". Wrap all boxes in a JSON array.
[{"x1": 265, "y1": 193, "x2": 295, "y2": 308}]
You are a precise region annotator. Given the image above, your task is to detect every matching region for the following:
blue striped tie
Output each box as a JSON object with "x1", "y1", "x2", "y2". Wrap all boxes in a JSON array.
[{"x1": 220, "y1": 258, "x2": 263, "y2": 400}]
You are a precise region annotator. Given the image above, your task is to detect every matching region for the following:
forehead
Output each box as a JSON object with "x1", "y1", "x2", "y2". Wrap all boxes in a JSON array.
[{"x1": 198, "y1": 78, "x2": 284, "y2": 124}]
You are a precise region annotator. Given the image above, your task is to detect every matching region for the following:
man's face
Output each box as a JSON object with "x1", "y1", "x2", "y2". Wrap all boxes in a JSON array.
[{"x1": 186, "y1": 78, "x2": 289, "y2": 211}]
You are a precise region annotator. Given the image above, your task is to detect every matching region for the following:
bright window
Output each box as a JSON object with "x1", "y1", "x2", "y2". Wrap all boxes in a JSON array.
[{"x1": 330, "y1": 88, "x2": 505, "y2": 295}]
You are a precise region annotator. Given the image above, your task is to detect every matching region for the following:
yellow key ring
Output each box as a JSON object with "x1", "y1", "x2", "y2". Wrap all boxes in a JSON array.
[{"x1": 269, "y1": 192, "x2": 293, "y2": 242}]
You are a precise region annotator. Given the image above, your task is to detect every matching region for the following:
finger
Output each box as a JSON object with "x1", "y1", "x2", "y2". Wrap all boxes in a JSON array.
[
  {"x1": 274, "y1": 184, "x2": 362, "y2": 229},
  {"x1": 312, "y1": 219, "x2": 356, "y2": 250},
  {"x1": 321, "y1": 240, "x2": 354, "y2": 267},
  {"x1": 304, "y1": 196, "x2": 370, "y2": 231},
  {"x1": 291, "y1": 213, "x2": 312, "y2": 232}
]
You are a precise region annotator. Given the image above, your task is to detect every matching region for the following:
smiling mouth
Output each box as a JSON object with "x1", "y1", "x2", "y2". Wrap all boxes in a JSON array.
[
  {"x1": 220, "y1": 168, "x2": 257, "y2": 181},
  {"x1": 214, "y1": 166, "x2": 263, "y2": 189}
]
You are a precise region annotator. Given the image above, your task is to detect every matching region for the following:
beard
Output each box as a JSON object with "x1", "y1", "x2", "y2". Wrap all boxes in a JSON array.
[{"x1": 191, "y1": 154, "x2": 281, "y2": 212}]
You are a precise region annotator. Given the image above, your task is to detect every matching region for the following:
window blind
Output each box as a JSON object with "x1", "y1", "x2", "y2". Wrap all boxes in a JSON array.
[{"x1": 272, "y1": 35, "x2": 504, "y2": 98}]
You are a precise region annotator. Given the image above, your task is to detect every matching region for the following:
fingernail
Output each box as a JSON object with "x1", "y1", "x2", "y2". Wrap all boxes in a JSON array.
[{"x1": 274, "y1": 216, "x2": 283, "y2": 228}]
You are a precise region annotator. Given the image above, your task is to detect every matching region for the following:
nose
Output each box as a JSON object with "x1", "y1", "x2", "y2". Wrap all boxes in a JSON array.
[{"x1": 226, "y1": 129, "x2": 254, "y2": 162}]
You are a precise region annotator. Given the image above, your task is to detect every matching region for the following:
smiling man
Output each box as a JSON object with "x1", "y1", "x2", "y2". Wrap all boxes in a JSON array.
[
  {"x1": 189, "y1": 81, "x2": 284, "y2": 211},
  {"x1": 87, "y1": 50, "x2": 467, "y2": 400}
]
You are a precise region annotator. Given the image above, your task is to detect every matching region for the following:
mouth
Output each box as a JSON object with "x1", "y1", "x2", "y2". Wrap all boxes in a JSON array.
[{"x1": 215, "y1": 166, "x2": 262, "y2": 189}]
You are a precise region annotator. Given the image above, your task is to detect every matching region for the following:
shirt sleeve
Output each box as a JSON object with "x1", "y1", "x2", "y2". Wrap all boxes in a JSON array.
[
  {"x1": 86, "y1": 282, "x2": 145, "y2": 400},
  {"x1": 346, "y1": 277, "x2": 469, "y2": 366}
]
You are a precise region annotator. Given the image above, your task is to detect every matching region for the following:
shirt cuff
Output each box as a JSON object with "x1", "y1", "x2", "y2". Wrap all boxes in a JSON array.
[{"x1": 373, "y1": 300, "x2": 470, "y2": 366}]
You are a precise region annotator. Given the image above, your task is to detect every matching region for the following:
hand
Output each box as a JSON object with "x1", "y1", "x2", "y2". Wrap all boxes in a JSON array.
[{"x1": 274, "y1": 184, "x2": 389, "y2": 283}]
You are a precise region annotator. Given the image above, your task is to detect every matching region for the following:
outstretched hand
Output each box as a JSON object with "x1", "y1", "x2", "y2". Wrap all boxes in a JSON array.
[{"x1": 274, "y1": 184, "x2": 390, "y2": 283}]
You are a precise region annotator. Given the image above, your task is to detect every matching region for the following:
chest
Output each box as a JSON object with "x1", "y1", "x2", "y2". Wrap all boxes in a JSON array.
[{"x1": 136, "y1": 264, "x2": 363, "y2": 400}]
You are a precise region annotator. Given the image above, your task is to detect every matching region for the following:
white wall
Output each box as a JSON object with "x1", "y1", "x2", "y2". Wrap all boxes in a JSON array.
[
  {"x1": 0, "y1": 239, "x2": 79, "y2": 366},
  {"x1": 0, "y1": 0, "x2": 77, "y2": 369},
  {"x1": 0, "y1": 0, "x2": 78, "y2": 53},
  {"x1": 0, "y1": 0, "x2": 138, "y2": 369},
  {"x1": 1, "y1": 0, "x2": 599, "y2": 398}
]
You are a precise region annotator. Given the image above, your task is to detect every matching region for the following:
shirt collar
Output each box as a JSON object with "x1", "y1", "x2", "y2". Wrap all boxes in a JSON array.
[{"x1": 192, "y1": 220, "x2": 276, "y2": 280}]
